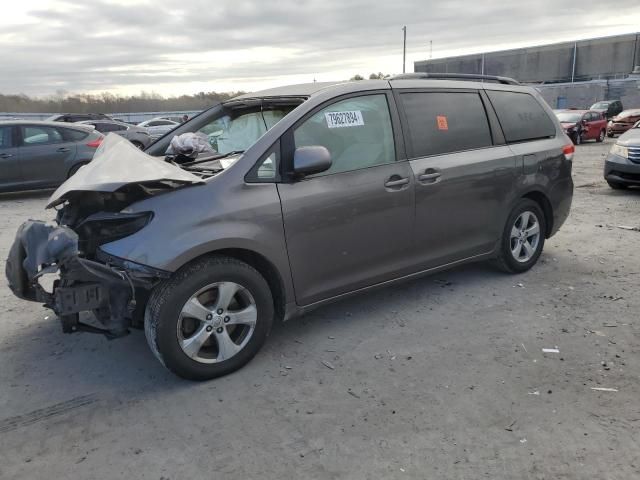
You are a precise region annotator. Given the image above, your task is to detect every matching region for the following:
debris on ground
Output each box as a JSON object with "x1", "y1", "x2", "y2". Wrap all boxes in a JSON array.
[
  {"x1": 616, "y1": 225, "x2": 640, "y2": 232},
  {"x1": 542, "y1": 348, "x2": 560, "y2": 353},
  {"x1": 590, "y1": 387, "x2": 618, "y2": 392},
  {"x1": 321, "y1": 360, "x2": 335, "y2": 370},
  {"x1": 528, "y1": 390, "x2": 540, "y2": 395},
  {"x1": 504, "y1": 420, "x2": 517, "y2": 431}
]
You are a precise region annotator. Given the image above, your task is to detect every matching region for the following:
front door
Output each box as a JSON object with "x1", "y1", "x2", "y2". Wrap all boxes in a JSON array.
[
  {"x1": 396, "y1": 89, "x2": 517, "y2": 269},
  {"x1": 19, "y1": 125, "x2": 77, "y2": 188},
  {"x1": 277, "y1": 93, "x2": 415, "y2": 305},
  {"x1": 0, "y1": 125, "x2": 21, "y2": 191}
]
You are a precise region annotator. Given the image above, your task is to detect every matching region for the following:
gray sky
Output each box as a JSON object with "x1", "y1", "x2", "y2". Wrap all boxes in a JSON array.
[{"x1": 2, "y1": 0, "x2": 640, "y2": 96}]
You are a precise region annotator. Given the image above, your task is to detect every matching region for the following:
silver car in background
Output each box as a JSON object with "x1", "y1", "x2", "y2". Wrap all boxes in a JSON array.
[
  {"x1": 137, "y1": 118, "x2": 180, "y2": 141},
  {"x1": 604, "y1": 120, "x2": 640, "y2": 189},
  {"x1": 78, "y1": 119, "x2": 152, "y2": 149},
  {"x1": 0, "y1": 120, "x2": 103, "y2": 192}
]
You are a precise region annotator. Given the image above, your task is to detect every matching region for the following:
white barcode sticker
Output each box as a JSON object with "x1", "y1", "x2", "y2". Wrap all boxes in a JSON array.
[{"x1": 325, "y1": 111, "x2": 364, "y2": 128}]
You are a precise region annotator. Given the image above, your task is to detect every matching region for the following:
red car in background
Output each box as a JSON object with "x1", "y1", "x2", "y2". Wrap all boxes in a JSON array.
[
  {"x1": 555, "y1": 110, "x2": 607, "y2": 145},
  {"x1": 607, "y1": 109, "x2": 640, "y2": 137}
]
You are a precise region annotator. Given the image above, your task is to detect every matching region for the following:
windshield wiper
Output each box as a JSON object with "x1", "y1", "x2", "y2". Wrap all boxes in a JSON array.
[{"x1": 179, "y1": 150, "x2": 245, "y2": 167}]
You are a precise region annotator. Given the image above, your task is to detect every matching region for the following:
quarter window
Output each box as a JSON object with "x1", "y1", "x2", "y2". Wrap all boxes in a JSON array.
[
  {"x1": 400, "y1": 92, "x2": 492, "y2": 157},
  {"x1": 293, "y1": 94, "x2": 396, "y2": 176},
  {"x1": 487, "y1": 90, "x2": 556, "y2": 143}
]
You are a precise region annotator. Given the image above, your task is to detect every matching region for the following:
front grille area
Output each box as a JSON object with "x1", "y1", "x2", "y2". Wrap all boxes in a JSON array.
[{"x1": 628, "y1": 146, "x2": 640, "y2": 164}]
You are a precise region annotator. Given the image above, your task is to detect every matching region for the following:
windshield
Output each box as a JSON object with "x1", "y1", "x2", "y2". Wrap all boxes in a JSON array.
[
  {"x1": 591, "y1": 102, "x2": 608, "y2": 109},
  {"x1": 145, "y1": 98, "x2": 304, "y2": 157},
  {"x1": 198, "y1": 109, "x2": 288, "y2": 154},
  {"x1": 555, "y1": 112, "x2": 582, "y2": 123}
]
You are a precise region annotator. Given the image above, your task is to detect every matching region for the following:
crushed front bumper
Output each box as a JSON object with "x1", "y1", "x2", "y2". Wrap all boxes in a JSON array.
[{"x1": 5, "y1": 220, "x2": 169, "y2": 337}]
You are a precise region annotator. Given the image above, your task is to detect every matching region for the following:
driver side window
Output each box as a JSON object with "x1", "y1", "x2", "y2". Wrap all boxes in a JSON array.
[{"x1": 293, "y1": 94, "x2": 396, "y2": 177}]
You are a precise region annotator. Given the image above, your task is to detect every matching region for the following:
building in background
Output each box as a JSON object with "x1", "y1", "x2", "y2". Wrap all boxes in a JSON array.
[{"x1": 414, "y1": 33, "x2": 640, "y2": 109}]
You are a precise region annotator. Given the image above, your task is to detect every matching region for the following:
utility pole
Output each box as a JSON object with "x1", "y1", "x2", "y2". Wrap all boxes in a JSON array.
[{"x1": 402, "y1": 26, "x2": 407, "y2": 73}]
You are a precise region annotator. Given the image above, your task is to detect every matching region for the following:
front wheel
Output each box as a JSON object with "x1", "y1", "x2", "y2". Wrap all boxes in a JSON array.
[
  {"x1": 572, "y1": 132, "x2": 582, "y2": 145},
  {"x1": 145, "y1": 256, "x2": 274, "y2": 380},
  {"x1": 493, "y1": 199, "x2": 546, "y2": 273},
  {"x1": 596, "y1": 129, "x2": 605, "y2": 143}
]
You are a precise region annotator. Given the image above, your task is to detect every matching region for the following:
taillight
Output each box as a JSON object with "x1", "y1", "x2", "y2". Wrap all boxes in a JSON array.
[
  {"x1": 87, "y1": 136, "x2": 103, "y2": 148},
  {"x1": 562, "y1": 143, "x2": 575, "y2": 161}
]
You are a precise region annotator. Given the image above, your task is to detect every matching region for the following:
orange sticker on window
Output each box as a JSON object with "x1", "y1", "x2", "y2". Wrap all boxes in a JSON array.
[{"x1": 437, "y1": 115, "x2": 449, "y2": 130}]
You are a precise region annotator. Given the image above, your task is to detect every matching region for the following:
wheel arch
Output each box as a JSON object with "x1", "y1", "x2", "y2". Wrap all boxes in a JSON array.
[
  {"x1": 175, "y1": 248, "x2": 287, "y2": 323},
  {"x1": 521, "y1": 190, "x2": 553, "y2": 237}
]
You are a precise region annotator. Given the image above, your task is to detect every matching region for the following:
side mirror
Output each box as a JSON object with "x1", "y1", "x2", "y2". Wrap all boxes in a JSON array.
[{"x1": 293, "y1": 146, "x2": 332, "y2": 176}]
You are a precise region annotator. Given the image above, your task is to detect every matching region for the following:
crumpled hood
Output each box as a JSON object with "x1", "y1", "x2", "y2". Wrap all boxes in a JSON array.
[{"x1": 47, "y1": 134, "x2": 204, "y2": 208}]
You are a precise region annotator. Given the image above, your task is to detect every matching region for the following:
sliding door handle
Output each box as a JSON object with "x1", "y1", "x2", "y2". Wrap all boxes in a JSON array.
[
  {"x1": 418, "y1": 171, "x2": 441, "y2": 183},
  {"x1": 384, "y1": 177, "x2": 410, "y2": 188}
]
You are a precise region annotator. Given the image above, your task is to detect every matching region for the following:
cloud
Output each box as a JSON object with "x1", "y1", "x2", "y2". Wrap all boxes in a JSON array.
[{"x1": 2, "y1": 0, "x2": 639, "y2": 96}]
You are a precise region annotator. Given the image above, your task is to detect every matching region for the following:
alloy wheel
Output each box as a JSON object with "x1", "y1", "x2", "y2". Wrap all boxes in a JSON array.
[
  {"x1": 177, "y1": 282, "x2": 257, "y2": 364},
  {"x1": 510, "y1": 211, "x2": 541, "y2": 263}
]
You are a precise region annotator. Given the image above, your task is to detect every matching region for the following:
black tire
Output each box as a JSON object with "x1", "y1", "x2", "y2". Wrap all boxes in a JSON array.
[
  {"x1": 145, "y1": 255, "x2": 274, "y2": 380},
  {"x1": 130, "y1": 140, "x2": 144, "y2": 149},
  {"x1": 607, "y1": 132, "x2": 615, "y2": 138},
  {"x1": 572, "y1": 132, "x2": 582, "y2": 145},
  {"x1": 607, "y1": 181, "x2": 627, "y2": 190},
  {"x1": 493, "y1": 199, "x2": 546, "y2": 274},
  {"x1": 67, "y1": 162, "x2": 88, "y2": 178},
  {"x1": 596, "y1": 129, "x2": 605, "y2": 143}
]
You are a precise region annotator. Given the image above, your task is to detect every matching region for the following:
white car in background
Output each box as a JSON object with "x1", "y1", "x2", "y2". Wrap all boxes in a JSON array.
[{"x1": 137, "y1": 118, "x2": 180, "y2": 140}]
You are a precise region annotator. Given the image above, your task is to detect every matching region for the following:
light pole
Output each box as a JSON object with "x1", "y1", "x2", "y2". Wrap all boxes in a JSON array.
[{"x1": 402, "y1": 26, "x2": 407, "y2": 73}]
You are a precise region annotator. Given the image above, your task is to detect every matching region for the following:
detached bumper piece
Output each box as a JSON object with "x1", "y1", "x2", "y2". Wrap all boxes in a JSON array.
[{"x1": 5, "y1": 220, "x2": 168, "y2": 338}]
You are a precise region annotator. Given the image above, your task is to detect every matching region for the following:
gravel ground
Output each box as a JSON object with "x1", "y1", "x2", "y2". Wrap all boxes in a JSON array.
[{"x1": 0, "y1": 138, "x2": 639, "y2": 479}]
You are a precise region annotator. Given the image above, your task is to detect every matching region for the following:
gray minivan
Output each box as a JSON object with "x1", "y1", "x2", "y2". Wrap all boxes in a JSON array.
[{"x1": 6, "y1": 75, "x2": 574, "y2": 380}]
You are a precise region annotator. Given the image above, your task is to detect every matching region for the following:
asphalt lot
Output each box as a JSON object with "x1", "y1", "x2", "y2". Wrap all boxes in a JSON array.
[{"x1": 0, "y1": 138, "x2": 639, "y2": 479}]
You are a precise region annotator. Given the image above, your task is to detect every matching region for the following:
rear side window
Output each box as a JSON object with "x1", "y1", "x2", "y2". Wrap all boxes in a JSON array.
[
  {"x1": 400, "y1": 91, "x2": 492, "y2": 157},
  {"x1": 487, "y1": 91, "x2": 556, "y2": 143},
  {"x1": 22, "y1": 126, "x2": 64, "y2": 145},
  {"x1": 61, "y1": 128, "x2": 89, "y2": 141}
]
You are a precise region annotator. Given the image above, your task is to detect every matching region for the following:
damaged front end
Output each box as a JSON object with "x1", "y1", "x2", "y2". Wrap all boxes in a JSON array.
[{"x1": 5, "y1": 134, "x2": 204, "y2": 338}]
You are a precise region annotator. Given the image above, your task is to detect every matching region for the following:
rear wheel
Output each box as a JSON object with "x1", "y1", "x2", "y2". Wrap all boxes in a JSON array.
[
  {"x1": 596, "y1": 129, "x2": 605, "y2": 142},
  {"x1": 494, "y1": 199, "x2": 546, "y2": 274},
  {"x1": 145, "y1": 256, "x2": 274, "y2": 380},
  {"x1": 607, "y1": 181, "x2": 628, "y2": 190},
  {"x1": 130, "y1": 140, "x2": 144, "y2": 149},
  {"x1": 67, "y1": 162, "x2": 88, "y2": 178}
]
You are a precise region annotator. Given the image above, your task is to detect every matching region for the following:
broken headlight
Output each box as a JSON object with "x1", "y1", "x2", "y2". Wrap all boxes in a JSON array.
[{"x1": 75, "y1": 211, "x2": 153, "y2": 254}]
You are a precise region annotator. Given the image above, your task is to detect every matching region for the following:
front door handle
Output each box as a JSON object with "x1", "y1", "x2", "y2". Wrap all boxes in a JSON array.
[
  {"x1": 0, "y1": 153, "x2": 12, "y2": 159},
  {"x1": 418, "y1": 170, "x2": 441, "y2": 183},
  {"x1": 57, "y1": 147, "x2": 70, "y2": 153},
  {"x1": 384, "y1": 176, "x2": 410, "y2": 188}
]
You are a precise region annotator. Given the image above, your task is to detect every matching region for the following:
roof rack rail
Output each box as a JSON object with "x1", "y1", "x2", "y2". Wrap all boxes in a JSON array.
[{"x1": 390, "y1": 72, "x2": 520, "y2": 85}]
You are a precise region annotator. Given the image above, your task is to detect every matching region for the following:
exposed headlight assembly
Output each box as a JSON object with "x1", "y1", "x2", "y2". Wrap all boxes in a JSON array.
[
  {"x1": 610, "y1": 144, "x2": 628, "y2": 159},
  {"x1": 75, "y1": 211, "x2": 153, "y2": 254}
]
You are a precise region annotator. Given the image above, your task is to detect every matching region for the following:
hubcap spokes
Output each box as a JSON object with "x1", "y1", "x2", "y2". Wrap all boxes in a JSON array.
[
  {"x1": 510, "y1": 211, "x2": 540, "y2": 263},
  {"x1": 177, "y1": 282, "x2": 257, "y2": 364}
]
